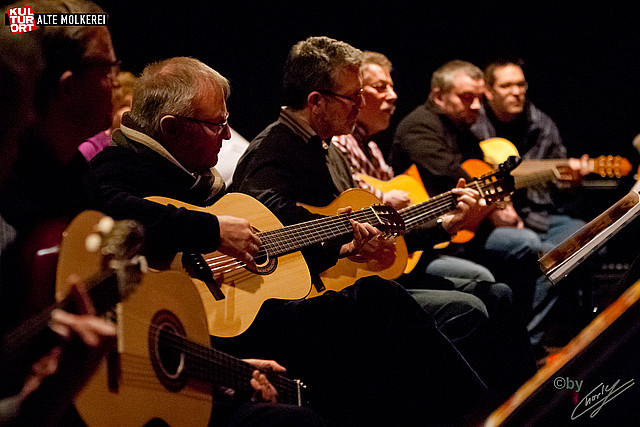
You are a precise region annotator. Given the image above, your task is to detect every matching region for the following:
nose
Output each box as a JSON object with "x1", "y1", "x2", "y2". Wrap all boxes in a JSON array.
[
  {"x1": 470, "y1": 95, "x2": 482, "y2": 110},
  {"x1": 221, "y1": 123, "x2": 232, "y2": 140},
  {"x1": 387, "y1": 86, "x2": 398, "y2": 103}
]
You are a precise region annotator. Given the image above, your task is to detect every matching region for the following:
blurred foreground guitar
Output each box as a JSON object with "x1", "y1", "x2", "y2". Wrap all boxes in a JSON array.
[
  {"x1": 0, "y1": 211, "x2": 146, "y2": 398},
  {"x1": 310, "y1": 157, "x2": 519, "y2": 283},
  {"x1": 146, "y1": 193, "x2": 404, "y2": 337},
  {"x1": 68, "y1": 269, "x2": 306, "y2": 427}
]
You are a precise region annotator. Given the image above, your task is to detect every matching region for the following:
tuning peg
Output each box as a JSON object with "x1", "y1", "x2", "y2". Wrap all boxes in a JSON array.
[
  {"x1": 85, "y1": 233, "x2": 102, "y2": 253},
  {"x1": 96, "y1": 216, "x2": 115, "y2": 235}
]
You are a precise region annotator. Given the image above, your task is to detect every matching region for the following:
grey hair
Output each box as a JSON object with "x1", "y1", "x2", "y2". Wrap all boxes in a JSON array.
[
  {"x1": 128, "y1": 57, "x2": 230, "y2": 136},
  {"x1": 283, "y1": 36, "x2": 362, "y2": 110}
]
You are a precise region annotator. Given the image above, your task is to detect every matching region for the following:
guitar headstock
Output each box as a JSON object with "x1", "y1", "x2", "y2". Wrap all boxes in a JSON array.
[
  {"x1": 471, "y1": 155, "x2": 521, "y2": 204},
  {"x1": 367, "y1": 205, "x2": 406, "y2": 236},
  {"x1": 87, "y1": 215, "x2": 147, "y2": 302},
  {"x1": 56, "y1": 211, "x2": 147, "y2": 309},
  {"x1": 592, "y1": 155, "x2": 632, "y2": 178}
]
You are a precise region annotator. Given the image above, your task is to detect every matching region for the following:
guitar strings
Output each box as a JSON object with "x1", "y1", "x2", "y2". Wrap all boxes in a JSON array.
[
  {"x1": 112, "y1": 311, "x2": 301, "y2": 402},
  {"x1": 201, "y1": 206, "x2": 397, "y2": 275}
]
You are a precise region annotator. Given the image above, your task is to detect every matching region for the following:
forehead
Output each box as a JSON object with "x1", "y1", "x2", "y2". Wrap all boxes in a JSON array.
[
  {"x1": 451, "y1": 73, "x2": 485, "y2": 93},
  {"x1": 362, "y1": 63, "x2": 392, "y2": 84},
  {"x1": 83, "y1": 27, "x2": 116, "y2": 62},
  {"x1": 492, "y1": 64, "x2": 525, "y2": 83},
  {"x1": 194, "y1": 82, "x2": 227, "y2": 116}
]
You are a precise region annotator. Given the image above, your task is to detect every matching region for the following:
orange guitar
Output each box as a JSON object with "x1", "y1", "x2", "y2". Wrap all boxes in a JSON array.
[
  {"x1": 146, "y1": 193, "x2": 404, "y2": 337},
  {"x1": 309, "y1": 157, "x2": 519, "y2": 282}
]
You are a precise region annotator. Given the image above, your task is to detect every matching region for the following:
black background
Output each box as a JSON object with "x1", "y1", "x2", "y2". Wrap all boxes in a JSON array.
[{"x1": 8, "y1": 1, "x2": 640, "y2": 166}]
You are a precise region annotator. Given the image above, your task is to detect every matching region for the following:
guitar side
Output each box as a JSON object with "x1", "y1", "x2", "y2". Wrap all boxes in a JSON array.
[
  {"x1": 146, "y1": 193, "x2": 312, "y2": 338},
  {"x1": 302, "y1": 189, "x2": 409, "y2": 297}
]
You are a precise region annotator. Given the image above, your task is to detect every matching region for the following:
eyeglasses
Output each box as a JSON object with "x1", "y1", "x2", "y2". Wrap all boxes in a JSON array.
[
  {"x1": 318, "y1": 89, "x2": 363, "y2": 107},
  {"x1": 78, "y1": 59, "x2": 122, "y2": 88},
  {"x1": 170, "y1": 113, "x2": 229, "y2": 132}
]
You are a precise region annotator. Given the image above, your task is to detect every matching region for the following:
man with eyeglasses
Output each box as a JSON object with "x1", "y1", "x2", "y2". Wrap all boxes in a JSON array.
[
  {"x1": 230, "y1": 36, "x2": 488, "y2": 425},
  {"x1": 472, "y1": 59, "x2": 585, "y2": 249},
  {"x1": 0, "y1": 0, "x2": 119, "y2": 325},
  {"x1": 330, "y1": 52, "x2": 536, "y2": 400}
]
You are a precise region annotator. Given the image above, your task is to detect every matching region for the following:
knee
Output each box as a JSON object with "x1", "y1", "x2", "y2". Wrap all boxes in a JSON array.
[{"x1": 485, "y1": 228, "x2": 543, "y2": 259}]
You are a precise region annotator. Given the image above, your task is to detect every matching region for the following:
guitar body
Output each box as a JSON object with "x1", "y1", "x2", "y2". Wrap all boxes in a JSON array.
[
  {"x1": 74, "y1": 270, "x2": 214, "y2": 427},
  {"x1": 479, "y1": 137, "x2": 520, "y2": 165},
  {"x1": 146, "y1": 193, "x2": 312, "y2": 338},
  {"x1": 356, "y1": 166, "x2": 475, "y2": 274},
  {"x1": 301, "y1": 189, "x2": 409, "y2": 296}
]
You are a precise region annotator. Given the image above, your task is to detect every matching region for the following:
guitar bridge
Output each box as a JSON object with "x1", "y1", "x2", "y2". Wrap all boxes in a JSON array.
[{"x1": 182, "y1": 252, "x2": 225, "y2": 300}]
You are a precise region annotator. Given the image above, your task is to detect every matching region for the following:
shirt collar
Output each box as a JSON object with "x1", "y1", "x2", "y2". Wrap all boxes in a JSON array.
[{"x1": 279, "y1": 107, "x2": 319, "y2": 143}]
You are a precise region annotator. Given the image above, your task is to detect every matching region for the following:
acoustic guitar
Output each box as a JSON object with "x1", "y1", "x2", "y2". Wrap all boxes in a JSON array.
[
  {"x1": 68, "y1": 269, "x2": 306, "y2": 427},
  {"x1": 0, "y1": 211, "x2": 146, "y2": 396},
  {"x1": 146, "y1": 193, "x2": 404, "y2": 337},
  {"x1": 308, "y1": 157, "x2": 519, "y2": 283},
  {"x1": 469, "y1": 137, "x2": 632, "y2": 185}
]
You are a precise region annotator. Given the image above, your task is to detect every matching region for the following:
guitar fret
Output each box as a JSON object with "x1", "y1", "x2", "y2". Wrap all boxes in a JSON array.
[{"x1": 258, "y1": 207, "x2": 384, "y2": 257}]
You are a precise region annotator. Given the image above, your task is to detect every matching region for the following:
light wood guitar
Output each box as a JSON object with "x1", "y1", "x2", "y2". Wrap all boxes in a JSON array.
[
  {"x1": 69, "y1": 269, "x2": 306, "y2": 427},
  {"x1": 146, "y1": 193, "x2": 404, "y2": 337},
  {"x1": 308, "y1": 157, "x2": 519, "y2": 283}
]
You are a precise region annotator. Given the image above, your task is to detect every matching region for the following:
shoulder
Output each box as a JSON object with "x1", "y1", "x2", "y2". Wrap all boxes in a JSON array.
[{"x1": 526, "y1": 102, "x2": 558, "y2": 129}]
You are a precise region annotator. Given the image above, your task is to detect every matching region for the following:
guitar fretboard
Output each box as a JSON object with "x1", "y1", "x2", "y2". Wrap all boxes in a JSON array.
[
  {"x1": 400, "y1": 176, "x2": 509, "y2": 231},
  {"x1": 162, "y1": 332, "x2": 302, "y2": 405},
  {"x1": 258, "y1": 207, "x2": 390, "y2": 257}
]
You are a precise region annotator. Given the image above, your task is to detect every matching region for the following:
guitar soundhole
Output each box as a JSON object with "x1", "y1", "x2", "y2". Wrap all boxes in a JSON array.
[
  {"x1": 149, "y1": 310, "x2": 188, "y2": 392},
  {"x1": 251, "y1": 250, "x2": 277, "y2": 275}
]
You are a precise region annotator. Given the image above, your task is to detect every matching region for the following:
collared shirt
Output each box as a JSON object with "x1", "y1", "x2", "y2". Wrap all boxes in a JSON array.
[
  {"x1": 279, "y1": 107, "x2": 325, "y2": 148},
  {"x1": 333, "y1": 123, "x2": 395, "y2": 200}
]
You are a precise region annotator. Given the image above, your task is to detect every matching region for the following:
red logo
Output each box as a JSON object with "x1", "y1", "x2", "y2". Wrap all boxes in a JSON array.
[{"x1": 7, "y1": 5, "x2": 37, "y2": 34}]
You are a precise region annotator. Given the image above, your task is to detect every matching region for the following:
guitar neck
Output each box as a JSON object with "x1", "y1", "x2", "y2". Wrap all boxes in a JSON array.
[
  {"x1": 512, "y1": 169, "x2": 560, "y2": 189},
  {"x1": 173, "y1": 335, "x2": 303, "y2": 405},
  {"x1": 258, "y1": 207, "x2": 388, "y2": 256},
  {"x1": 400, "y1": 177, "x2": 508, "y2": 231}
]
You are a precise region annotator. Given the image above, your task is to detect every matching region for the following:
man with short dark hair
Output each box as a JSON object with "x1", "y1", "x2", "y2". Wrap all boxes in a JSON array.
[
  {"x1": 473, "y1": 59, "x2": 585, "y2": 251},
  {"x1": 231, "y1": 37, "x2": 488, "y2": 424},
  {"x1": 390, "y1": 59, "x2": 549, "y2": 331}
]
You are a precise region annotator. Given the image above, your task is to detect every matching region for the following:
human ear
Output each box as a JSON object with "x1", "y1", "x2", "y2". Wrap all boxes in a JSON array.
[
  {"x1": 432, "y1": 88, "x2": 445, "y2": 109},
  {"x1": 58, "y1": 70, "x2": 74, "y2": 96},
  {"x1": 159, "y1": 115, "x2": 178, "y2": 139}
]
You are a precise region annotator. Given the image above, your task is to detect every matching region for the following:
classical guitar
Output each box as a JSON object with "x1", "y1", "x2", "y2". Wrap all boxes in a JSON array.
[
  {"x1": 358, "y1": 164, "x2": 474, "y2": 246},
  {"x1": 146, "y1": 193, "x2": 404, "y2": 337},
  {"x1": 0, "y1": 211, "x2": 146, "y2": 395},
  {"x1": 306, "y1": 157, "x2": 519, "y2": 283},
  {"x1": 470, "y1": 137, "x2": 632, "y2": 186},
  {"x1": 68, "y1": 269, "x2": 306, "y2": 427}
]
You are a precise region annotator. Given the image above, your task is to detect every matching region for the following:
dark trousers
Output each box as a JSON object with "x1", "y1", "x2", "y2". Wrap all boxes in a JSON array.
[{"x1": 213, "y1": 276, "x2": 487, "y2": 426}]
